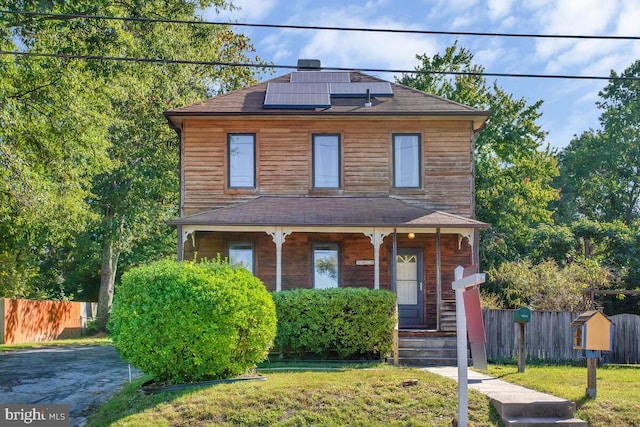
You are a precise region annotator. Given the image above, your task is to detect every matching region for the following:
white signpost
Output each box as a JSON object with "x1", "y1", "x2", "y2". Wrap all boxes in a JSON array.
[{"x1": 451, "y1": 265, "x2": 486, "y2": 427}]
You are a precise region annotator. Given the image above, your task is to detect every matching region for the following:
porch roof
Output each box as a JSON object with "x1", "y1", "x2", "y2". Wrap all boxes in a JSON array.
[{"x1": 168, "y1": 196, "x2": 489, "y2": 229}]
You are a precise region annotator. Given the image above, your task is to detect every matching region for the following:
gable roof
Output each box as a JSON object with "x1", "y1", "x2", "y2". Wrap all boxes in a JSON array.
[
  {"x1": 165, "y1": 71, "x2": 490, "y2": 130},
  {"x1": 570, "y1": 311, "x2": 614, "y2": 326},
  {"x1": 168, "y1": 196, "x2": 489, "y2": 229}
]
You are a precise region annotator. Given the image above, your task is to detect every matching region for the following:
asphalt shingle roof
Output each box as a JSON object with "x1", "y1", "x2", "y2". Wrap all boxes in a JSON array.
[
  {"x1": 169, "y1": 196, "x2": 489, "y2": 228},
  {"x1": 164, "y1": 72, "x2": 490, "y2": 128}
]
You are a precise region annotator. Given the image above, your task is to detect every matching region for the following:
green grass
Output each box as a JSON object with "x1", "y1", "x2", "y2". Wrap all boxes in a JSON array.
[
  {"x1": 87, "y1": 366, "x2": 502, "y2": 426},
  {"x1": 485, "y1": 363, "x2": 640, "y2": 426},
  {"x1": 0, "y1": 336, "x2": 112, "y2": 351}
]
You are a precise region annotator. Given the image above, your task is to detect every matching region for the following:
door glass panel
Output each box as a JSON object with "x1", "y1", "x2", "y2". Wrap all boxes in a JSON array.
[
  {"x1": 229, "y1": 243, "x2": 254, "y2": 273},
  {"x1": 397, "y1": 255, "x2": 418, "y2": 305},
  {"x1": 314, "y1": 244, "x2": 339, "y2": 289}
]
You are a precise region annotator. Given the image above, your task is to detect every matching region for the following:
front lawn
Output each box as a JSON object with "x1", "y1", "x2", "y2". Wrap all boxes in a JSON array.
[
  {"x1": 485, "y1": 363, "x2": 640, "y2": 426},
  {"x1": 87, "y1": 366, "x2": 501, "y2": 426},
  {"x1": 0, "y1": 336, "x2": 112, "y2": 351}
]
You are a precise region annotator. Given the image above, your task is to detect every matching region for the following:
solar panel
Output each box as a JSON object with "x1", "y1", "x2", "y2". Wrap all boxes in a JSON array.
[
  {"x1": 264, "y1": 82, "x2": 331, "y2": 108},
  {"x1": 291, "y1": 71, "x2": 351, "y2": 83},
  {"x1": 329, "y1": 82, "x2": 394, "y2": 97}
]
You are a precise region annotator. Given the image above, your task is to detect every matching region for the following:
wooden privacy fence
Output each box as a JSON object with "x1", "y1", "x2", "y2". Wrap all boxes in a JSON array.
[
  {"x1": 0, "y1": 298, "x2": 96, "y2": 345},
  {"x1": 482, "y1": 309, "x2": 640, "y2": 364}
]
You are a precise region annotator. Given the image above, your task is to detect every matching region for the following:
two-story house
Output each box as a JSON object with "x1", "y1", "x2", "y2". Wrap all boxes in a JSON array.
[{"x1": 165, "y1": 60, "x2": 490, "y2": 331}]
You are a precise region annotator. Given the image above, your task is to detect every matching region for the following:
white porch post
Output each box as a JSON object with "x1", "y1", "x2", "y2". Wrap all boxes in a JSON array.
[
  {"x1": 268, "y1": 227, "x2": 291, "y2": 292},
  {"x1": 365, "y1": 228, "x2": 389, "y2": 290},
  {"x1": 180, "y1": 227, "x2": 195, "y2": 261}
]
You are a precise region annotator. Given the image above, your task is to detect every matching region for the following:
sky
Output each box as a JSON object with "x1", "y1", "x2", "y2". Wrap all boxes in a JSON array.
[{"x1": 203, "y1": 0, "x2": 640, "y2": 151}]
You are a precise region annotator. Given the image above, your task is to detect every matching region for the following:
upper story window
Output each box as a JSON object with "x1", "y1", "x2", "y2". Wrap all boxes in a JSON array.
[
  {"x1": 393, "y1": 134, "x2": 421, "y2": 188},
  {"x1": 313, "y1": 243, "x2": 339, "y2": 289},
  {"x1": 229, "y1": 242, "x2": 254, "y2": 274},
  {"x1": 228, "y1": 133, "x2": 255, "y2": 188},
  {"x1": 313, "y1": 134, "x2": 340, "y2": 189}
]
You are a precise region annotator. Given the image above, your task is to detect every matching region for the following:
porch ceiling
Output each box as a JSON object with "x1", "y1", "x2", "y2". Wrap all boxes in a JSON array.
[{"x1": 168, "y1": 196, "x2": 489, "y2": 229}]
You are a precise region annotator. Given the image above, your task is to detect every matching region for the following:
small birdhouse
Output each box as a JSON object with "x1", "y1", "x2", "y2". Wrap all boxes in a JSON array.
[{"x1": 571, "y1": 310, "x2": 614, "y2": 352}]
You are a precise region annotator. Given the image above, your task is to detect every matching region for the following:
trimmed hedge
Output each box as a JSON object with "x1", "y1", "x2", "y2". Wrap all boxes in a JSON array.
[
  {"x1": 272, "y1": 288, "x2": 397, "y2": 359},
  {"x1": 109, "y1": 259, "x2": 276, "y2": 383}
]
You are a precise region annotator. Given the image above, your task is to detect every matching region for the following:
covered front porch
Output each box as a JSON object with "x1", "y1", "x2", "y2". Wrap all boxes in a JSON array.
[{"x1": 170, "y1": 196, "x2": 488, "y2": 331}]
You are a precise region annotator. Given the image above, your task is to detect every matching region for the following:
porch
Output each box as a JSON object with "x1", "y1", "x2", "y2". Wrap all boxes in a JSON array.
[{"x1": 170, "y1": 196, "x2": 488, "y2": 331}]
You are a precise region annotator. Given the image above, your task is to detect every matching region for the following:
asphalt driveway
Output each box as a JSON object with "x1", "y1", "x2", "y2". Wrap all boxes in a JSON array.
[{"x1": 0, "y1": 345, "x2": 141, "y2": 427}]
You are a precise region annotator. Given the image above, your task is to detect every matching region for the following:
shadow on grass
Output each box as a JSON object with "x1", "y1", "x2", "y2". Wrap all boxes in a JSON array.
[
  {"x1": 256, "y1": 360, "x2": 387, "y2": 372},
  {"x1": 86, "y1": 375, "x2": 208, "y2": 426}
]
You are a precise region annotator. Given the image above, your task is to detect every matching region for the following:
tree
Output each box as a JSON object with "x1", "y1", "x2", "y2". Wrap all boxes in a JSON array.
[
  {"x1": 557, "y1": 60, "x2": 640, "y2": 226},
  {"x1": 488, "y1": 259, "x2": 611, "y2": 311},
  {"x1": 2, "y1": 1, "x2": 264, "y2": 330},
  {"x1": 1, "y1": 12, "x2": 113, "y2": 298},
  {"x1": 397, "y1": 43, "x2": 559, "y2": 268}
]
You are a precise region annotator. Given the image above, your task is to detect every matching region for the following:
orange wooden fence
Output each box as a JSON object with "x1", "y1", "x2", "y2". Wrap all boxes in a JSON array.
[{"x1": 1, "y1": 298, "x2": 95, "y2": 345}]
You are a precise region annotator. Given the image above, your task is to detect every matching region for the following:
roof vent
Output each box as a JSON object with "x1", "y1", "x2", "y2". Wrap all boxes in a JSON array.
[{"x1": 297, "y1": 59, "x2": 321, "y2": 70}]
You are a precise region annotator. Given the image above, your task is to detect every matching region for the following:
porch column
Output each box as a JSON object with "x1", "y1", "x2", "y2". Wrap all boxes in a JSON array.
[
  {"x1": 268, "y1": 227, "x2": 291, "y2": 292},
  {"x1": 365, "y1": 228, "x2": 389, "y2": 290}
]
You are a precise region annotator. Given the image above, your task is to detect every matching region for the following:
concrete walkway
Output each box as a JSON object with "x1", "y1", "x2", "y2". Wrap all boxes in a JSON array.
[{"x1": 425, "y1": 367, "x2": 587, "y2": 426}]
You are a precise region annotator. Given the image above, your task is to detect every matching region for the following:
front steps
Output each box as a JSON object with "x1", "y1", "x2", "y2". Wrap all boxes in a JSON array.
[
  {"x1": 391, "y1": 332, "x2": 464, "y2": 366},
  {"x1": 492, "y1": 393, "x2": 587, "y2": 426}
]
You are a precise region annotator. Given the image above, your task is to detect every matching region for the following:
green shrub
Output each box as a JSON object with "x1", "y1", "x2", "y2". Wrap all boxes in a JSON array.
[
  {"x1": 109, "y1": 259, "x2": 276, "y2": 383},
  {"x1": 273, "y1": 288, "x2": 396, "y2": 359}
]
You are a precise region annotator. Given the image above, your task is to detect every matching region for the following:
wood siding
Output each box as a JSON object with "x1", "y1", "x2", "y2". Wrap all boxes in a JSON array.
[
  {"x1": 181, "y1": 118, "x2": 474, "y2": 216},
  {"x1": 184, "y1": 231, "x2": 472, "y2": 330}
]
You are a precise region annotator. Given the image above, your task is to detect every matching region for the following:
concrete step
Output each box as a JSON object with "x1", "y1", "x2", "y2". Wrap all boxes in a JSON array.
[
  {"x1": 503, "y1": 417, "x2": 588, "y2": 426},
  {"x1": 391, "y1": 356, "x2": 460, "y2": 366},
  {"x1": 398, "y1": 337, "x2": 457, "y2": 349},
  {"x1": 493, "y1": 400, "x2": 576, "y2": 419},
  {"x1": 395, "y1": 336, "x2": 467, "y2": 366},
  {"x1": 398, "y1": 348, "x2": 458, "y2": 358}
]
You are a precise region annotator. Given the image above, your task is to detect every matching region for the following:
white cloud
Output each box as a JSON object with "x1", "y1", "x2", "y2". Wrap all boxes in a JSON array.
[
  {"x1": 487, "y1": 0, "x2": 514, "y2": 20},
  {"x1": 535, "y1": 0, "x2": 619, "y2": 35},
  {"x1": 617, "y1": 1, "x2": 640, "y2": 35},
  {"x1": 299, "y1": 22, "x2": 438, "y2": 73}
]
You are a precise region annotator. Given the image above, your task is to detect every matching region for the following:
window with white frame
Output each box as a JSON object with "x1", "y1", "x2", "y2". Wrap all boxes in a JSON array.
[
  {"x1": 228, "y1": 133, "x2": 255, "y2": 188},
  {"x1": 313, "y1": 243, "x2": 339, "y2": 289},
  {"x1": 393, "y1": 133, "x2": 421, "y2": 188},
  {"x1": 229, "y1": 242, "x2": 254, "y2": 273},
  {"x1": 313, "y1": 134, "x2": 340, "y2": 188}
]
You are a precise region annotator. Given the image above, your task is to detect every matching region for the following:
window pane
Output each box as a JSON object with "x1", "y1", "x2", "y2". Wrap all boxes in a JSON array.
[
  {"x1": 229, "y1": 134, "x2": 255, "y2": 187},
  {"x1": 314, "y1": 135, "x2": 339, "y2": 188},
  {"x1": 314, "y1": 245, "x2": 338, "y2": 289},
  {"x1": 229, "y1": 243, "x2": 254, "y2": 273},
  {"x1": 394, "y1": 134, "x2": 420, "y2": 188}
]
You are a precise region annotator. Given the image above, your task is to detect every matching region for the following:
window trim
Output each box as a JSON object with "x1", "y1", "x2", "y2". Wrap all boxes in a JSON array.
[
  {"x1": 312, "y1": 133, "x2": 341, "y2": 189},
  {"x1": 392, "y1": 133, "x2": 422, "y2": 189},
  {"x1": 228, "y1": 241, "x2": 255, "y2": 274},
  {"x1": 312, "y1": 242, "x2": 340, "y2": 289},
  {"x1": 227, "y1": 133, "x2": 256, "y2": 189}
]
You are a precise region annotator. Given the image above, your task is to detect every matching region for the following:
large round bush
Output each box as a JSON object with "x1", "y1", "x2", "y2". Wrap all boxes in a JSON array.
[{"x1": 109, "y1": 259, "x2": 276, "y2": 383}]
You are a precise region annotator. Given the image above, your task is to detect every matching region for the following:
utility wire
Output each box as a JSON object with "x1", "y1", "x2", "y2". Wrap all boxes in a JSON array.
[
  {"x1": 2, "y1": 50, "x2": 638, "y2": 81},
  {"x1": 2, "y1": 10, "x2": 640, "y2": 41}
]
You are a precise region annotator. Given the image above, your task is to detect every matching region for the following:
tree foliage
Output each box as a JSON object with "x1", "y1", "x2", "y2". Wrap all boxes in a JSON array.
[
  {"x1": 397, "y1": 42, "x2": 559, "y2": 269},
  {"x1": 488, "y1": 259, "x2": 611, "y2": 311},
  {"x1": 557, "y1": 60, "x2": 640, "y2": 226},
  {"x1": 1, "y1": 1, "x2": 265, "y2": 329}
]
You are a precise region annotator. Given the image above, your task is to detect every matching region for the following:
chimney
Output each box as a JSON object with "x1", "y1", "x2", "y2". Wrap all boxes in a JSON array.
[{"x1": 297, "y1": 59, "x2": 321, "y2": 71}]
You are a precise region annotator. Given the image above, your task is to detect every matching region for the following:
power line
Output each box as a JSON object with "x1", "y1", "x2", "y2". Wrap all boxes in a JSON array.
[
  {"x1": 2, "y1": 50, "x2": 637, "y2": 81},
  {"x1": 3, "y1": 10, "x2": 640, "y2": 41}
]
